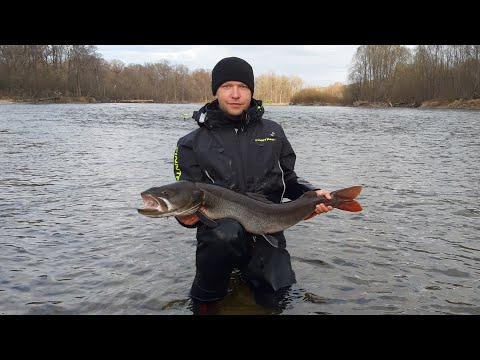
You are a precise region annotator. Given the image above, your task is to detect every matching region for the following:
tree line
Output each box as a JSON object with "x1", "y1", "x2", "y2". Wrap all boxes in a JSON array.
[
  {"x1": 345, "y1": 45, "x2": 480, "y2": 105},
  {"x1": 0, "y1": 45, "x2": 304, "y2": 104},
  {"x1": 1, "y1": 45, "x2": 479, "y2": 105}
]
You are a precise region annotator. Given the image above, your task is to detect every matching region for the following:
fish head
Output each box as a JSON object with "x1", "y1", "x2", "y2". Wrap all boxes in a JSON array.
[{"x1": 137, "y1": 181, "x2": 203, "y2": 218}]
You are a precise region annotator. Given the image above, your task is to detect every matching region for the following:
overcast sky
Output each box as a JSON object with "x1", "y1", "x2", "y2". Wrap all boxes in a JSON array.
[{"x1": 95, "y1": 45, "x2": 361, "y2": 87}]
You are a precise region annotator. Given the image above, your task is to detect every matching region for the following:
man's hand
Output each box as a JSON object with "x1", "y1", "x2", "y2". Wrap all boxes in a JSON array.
[{"x1": 304, "y1": 189, "x2": 334, "y2": 220}]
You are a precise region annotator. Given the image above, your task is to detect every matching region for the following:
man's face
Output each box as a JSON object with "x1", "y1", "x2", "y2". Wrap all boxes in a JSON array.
[{"x1": 215, "y1": 81, "x2": 252, "y2": 117}]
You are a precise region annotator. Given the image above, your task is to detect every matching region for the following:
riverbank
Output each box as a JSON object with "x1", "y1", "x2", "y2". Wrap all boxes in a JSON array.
[
  {"x1": 352, "y1": 99, "x2": 480, "y2": 110},
  {"x1": 1, "y1": 97, "x2": 479, "y2": 109},
  {"x1": 422, "y1": 99, "x2": 480, "y2": 110},
  {"x1": 0, "y1": 96, "x2": 97, "y2": 104}
]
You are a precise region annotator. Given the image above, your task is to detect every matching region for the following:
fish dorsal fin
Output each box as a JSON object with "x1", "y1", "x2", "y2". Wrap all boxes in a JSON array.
[
  {"x1": 262, "y1": 234, "x2": 279, "y2": 248},
  {"x1": 195, "y1": 210, "x2": 218, "y2": 227},
  {"x1": 245, "y1": 192, "x2": 275, "y2": 204}
]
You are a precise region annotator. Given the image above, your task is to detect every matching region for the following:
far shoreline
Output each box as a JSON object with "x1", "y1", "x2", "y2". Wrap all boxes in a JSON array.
[{"x1": 1, "y1": 97, "x2": 479, "y2": 110}]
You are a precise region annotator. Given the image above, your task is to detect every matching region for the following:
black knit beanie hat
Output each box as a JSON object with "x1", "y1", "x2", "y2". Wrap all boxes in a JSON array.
[{"x1": 211, "y1": 57, "x2": 254, "y2": 96}]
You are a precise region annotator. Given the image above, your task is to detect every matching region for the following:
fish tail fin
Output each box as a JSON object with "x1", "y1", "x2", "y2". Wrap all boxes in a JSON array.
[
  {"x1": 332, "y1": 186, "x2": 363, "y2": 212},
  {"x1": 332, "y1": 186, "x2": 362, "y2": 199},
  {"x1": 337, "y1": 200, "x2": 362, "y2": 212}
]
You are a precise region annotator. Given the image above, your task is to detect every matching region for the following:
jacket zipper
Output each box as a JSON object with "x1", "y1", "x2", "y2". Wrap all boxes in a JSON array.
[
  {"x1": 278, "y1": 160, "x2": 286, "y2": 202},
  {"x1": 236, "y1": 126, "x2": 248, "y2": 193}
]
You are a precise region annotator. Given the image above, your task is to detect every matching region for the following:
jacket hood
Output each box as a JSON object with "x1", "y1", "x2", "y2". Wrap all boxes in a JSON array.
[{"x1": 192, "y1": 98, "x2": 264, "y2": 129}]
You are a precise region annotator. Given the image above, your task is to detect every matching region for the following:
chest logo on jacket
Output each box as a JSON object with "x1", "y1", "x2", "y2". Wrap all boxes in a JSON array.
[
  {"x1": 255, "y1": 137, "x2": 276, "y2": 142},
  {"x1": 174, "y1": 147, "x2": 182, "y2": 180},
  {"x1": 255, "y1": 132, "x2": 276, "y2": 143}
]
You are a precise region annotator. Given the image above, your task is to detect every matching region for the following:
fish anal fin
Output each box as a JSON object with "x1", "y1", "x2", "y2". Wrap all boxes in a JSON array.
[
  {"x1": 304, "y1": 212, "x2": 317, "y2": 220},
  {"x1": 195, "y1": 210, "x2": 218, "y2": 227},
  {"x1": 262, "y1": 234, "x2": 279, "y2": 248}
]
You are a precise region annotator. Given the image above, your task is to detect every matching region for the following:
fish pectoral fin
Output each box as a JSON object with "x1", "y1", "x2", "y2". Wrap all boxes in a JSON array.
[
  {"x1": 262, "y1": 234, "x2": 279, "y2": 248},
  {"x1": 195, "y1": 210, "x2": 218, "y2": 227}
]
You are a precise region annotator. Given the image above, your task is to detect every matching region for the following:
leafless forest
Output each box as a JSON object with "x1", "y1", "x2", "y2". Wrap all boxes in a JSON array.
[{"x1": 1, "y1": 45, "x2": 479, "y2": 106}]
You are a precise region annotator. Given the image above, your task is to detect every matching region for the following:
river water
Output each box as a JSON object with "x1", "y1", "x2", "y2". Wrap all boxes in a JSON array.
[{"x1": 1, "y1": 103, "x2": 479, "y2": 315}]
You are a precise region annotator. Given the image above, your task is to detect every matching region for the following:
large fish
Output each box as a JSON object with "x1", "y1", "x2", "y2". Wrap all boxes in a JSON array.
[{"x1": 138, "y1": 181, "x2": 362, "y2": 247}]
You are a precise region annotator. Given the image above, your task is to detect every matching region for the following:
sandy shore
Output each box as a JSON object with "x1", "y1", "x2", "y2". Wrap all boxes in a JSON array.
[{"x1": 0, "y1": 99, "x2": 15, "y2": 104}]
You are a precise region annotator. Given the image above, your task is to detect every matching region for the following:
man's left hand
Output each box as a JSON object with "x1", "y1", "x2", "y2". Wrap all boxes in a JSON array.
[{"x1": 304, "y1": 189, "x2": 334, "y2": 220}]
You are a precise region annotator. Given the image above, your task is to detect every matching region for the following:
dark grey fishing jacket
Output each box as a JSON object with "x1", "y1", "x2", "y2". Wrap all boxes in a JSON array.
[{"x1": 174, "y1": 98, "x2": 319, "y2": 205}]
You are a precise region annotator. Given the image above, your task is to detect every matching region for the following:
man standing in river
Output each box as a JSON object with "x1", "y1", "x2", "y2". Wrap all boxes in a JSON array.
[{"x1": 173, "y1": 56, "x2": 333, "y2": 313}]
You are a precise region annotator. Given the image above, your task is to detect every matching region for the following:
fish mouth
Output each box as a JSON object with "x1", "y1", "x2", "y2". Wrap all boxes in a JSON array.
[{"x1": 137, "y1": 193, "x2": 170, "y2": 217}]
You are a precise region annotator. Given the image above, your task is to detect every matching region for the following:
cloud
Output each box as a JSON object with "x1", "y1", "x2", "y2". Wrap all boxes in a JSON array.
[{"x1": 96, "y1": 45, "x2": 360, "y2": 87}]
